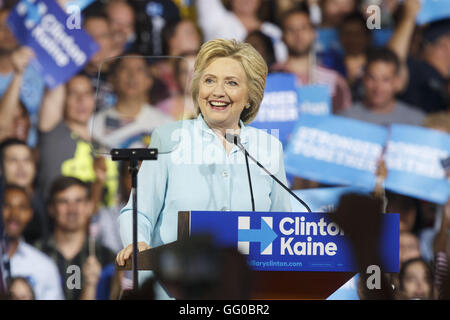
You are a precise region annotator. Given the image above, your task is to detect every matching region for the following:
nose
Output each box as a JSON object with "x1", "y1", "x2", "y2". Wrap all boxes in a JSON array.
[
  {"x1": 211, "y1": 81, "x2": 226, "y2": 98},
  {"x1": 66, "y1": 200, "x2": 81, "y2": 212}
]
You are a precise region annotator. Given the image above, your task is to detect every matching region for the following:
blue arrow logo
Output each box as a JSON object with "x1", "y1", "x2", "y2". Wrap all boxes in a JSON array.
[
  {"x1": 17, "y1": 0, "x2": 47, "y2": 29},
  {"x1": 238, "y1": 218, "x2": 278, "y2": 254}
]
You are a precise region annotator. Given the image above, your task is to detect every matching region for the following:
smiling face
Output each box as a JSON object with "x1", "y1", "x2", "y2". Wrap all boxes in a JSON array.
[
  {"x1": 114, "y1": 57, "x2": 153, "y2": 100},
  {"x1": 65, "y1": 75, "x2": 95, "y2": 125},
  {"x1": 83, "y1": 17, "x2": 113, "y2": 66},
  {"x1": 401, "y1": 261, "x2": 432, "y2": 300},
  {"x1": 363, "y1": 61, "x2": 399, "y2": 110},
  {"x1": 2, "y1": 145, "x2": 35, "y2": 188},
  {"x1": 50, "y1": 185, "x2": 91, "y2": 233},
  {"x1": 197, "y1": 57, "x2": 249, "y2": 131},
  {"x1": 106, "y1": 1, "x2": 135, "y2": 51},
  {"x1": 2, "y1": 188, "x2": 33, "y2": 240}
]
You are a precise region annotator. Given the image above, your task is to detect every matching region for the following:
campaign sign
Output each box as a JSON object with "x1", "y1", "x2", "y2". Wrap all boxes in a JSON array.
[
  {"x1": 315, "y1": 28, "x2": 342, "y2": 54},
  {"x1": 7, "y1": 0, "x2": 99, "y2": 88},
  {"x1": 384, "y1": 124, "x2": 450, "y2": 204},
  {"x1": 372, "y1": 29, "x2": 394, "y2": 47},
  {"x1": 297, "y1": 84, "x2": 331, "y2": 116},
  {"x1": 189, "y1": 211, "x2": 399, "y2": 273},
  {"x1": 291, "y1": 187, "x2": 370, "y2": 213},
  {"x1": 284, "y1": 115, "x2": 388, "y2": 190},
  {"x1": 66, "y1": 0, "x2": 94, "y2": 11},
  {"x1": 250, "y1": 72, "x2": 299, "y2": 146},
  {"x1": 416, "y1": 0, "x2": 450, "y2": 25}
]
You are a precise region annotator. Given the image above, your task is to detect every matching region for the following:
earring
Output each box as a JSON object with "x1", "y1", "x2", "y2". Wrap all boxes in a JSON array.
[{"x1": 245, "y1": 103, "x2": 251, "y2": 109}]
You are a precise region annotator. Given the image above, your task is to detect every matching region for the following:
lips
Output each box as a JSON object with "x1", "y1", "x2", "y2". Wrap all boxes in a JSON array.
[
  {"x1": 6, "y1": 220, "x2": 21, "y2": 233},
  {"x1": 209, "y1": 100, "x2": 230, "y2": 111}
]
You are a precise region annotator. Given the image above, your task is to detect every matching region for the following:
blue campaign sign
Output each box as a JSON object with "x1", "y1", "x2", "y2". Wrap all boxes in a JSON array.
[
  {"x1": 315, "y1": 28, "x2": 343, "y2": 54},
  {"x1": 66, "y1": 0, "x2": 95, "y2": 11},
  {"x1": 189, "y1": 211, "x2": 399, "y2": 273},
  {"x1": 384, "y1": 124, "x2": 450, "y2": 204},
  {"x1": 416, "y1": 0, "x2": 450, "y2": 25},
  {"x1": 297, "y1": 84, "x2": 331, "y2": 116},
  {"x1": 7, "y1": 0, "x2": 99, "y2": 88},
  {"x1": 372, "y1": 29, "x2": 394, "y2": 47},
  {"x1": 284, "y1": 115, "x2": 388, "y2": 190},
  {"x1": 250, "y1": 72, "x2": 299, "y2": 146},
  {"x1": 291, "y1": 187, "x2": 370, "y2": 213}
]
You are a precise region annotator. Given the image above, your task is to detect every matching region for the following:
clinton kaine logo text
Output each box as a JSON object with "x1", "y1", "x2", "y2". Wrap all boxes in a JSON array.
[{"x1": 238, "y1": 215, "x2": 344, "y2": 257}]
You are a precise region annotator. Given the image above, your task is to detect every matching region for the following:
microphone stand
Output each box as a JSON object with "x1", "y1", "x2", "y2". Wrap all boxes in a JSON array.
[
  {"x1": 226, "y1": 134, "x2": 312, "y2": 213},
  {"x1": 110, "y1": 148, "x2": 158, "y2": 291}
]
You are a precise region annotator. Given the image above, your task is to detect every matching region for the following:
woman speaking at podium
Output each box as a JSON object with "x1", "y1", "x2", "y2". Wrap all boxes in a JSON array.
[{"x1": 116, "y1": 39, "x2": 292, "y2": 293}]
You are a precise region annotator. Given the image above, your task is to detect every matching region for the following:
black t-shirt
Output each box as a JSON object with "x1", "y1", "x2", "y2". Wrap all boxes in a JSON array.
[
  {"x1": 35, "y1": 236, "x2": 116, "y2": 300},
  {"x1": 398, "y1": 58, "x2": 449, "y2": 113}
]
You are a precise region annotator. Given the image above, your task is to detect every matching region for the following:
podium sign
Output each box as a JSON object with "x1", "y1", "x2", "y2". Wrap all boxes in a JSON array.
[{"x1": 187, "y1": 211, "x2": 399, "y2": 273}]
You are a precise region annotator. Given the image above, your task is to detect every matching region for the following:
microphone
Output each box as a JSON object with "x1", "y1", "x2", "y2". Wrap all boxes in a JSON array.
[{"x1": 225, "y1": 133, "x2": 312, "y2": 213}]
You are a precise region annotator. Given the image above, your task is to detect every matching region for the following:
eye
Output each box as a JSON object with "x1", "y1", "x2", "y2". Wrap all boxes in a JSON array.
[
  {"x1": 227, "y1": 80, "x2": 238, "y2": 86},
  {"x1": 204, "y1": 77, "x2": 214, "y2": 84}
]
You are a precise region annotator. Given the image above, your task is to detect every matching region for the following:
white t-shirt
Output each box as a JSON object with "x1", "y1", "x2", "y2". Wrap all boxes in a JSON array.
[
  {"x1": 92, "y1": 103, "x2": 172, "y2": 149},
  {"x1": 9, "y1": 241, "x2": 64, "y2": 300}
]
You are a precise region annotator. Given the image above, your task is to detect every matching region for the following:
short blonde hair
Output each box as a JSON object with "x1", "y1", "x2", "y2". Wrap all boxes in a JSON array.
[{"x1": 191, "y1": 39, "x2": 268, "y2": 124}]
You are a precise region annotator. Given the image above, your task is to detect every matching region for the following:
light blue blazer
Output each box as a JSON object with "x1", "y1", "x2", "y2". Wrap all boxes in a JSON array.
[{"x1": 119, "y1": 114, "x2": 292, "y2": 249}]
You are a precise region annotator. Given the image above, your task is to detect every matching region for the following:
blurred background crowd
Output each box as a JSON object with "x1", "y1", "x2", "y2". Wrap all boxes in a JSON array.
[{"x1": 0, "y1": 0, "x2": 449, "y2": 300}]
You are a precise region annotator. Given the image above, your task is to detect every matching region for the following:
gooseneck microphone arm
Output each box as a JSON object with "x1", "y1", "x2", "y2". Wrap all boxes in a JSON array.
[
  {"x1": 225, "y1": 133, "x2": 312, "y2": 213},
  {"x1": 243, "y1": 144, "x2": 256, "y2": 211}
]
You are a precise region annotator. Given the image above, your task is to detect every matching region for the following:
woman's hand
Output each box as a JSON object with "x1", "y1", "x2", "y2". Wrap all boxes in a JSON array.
[{"x1": 116, "y1": 242, "x2": 150, "y2": 266}]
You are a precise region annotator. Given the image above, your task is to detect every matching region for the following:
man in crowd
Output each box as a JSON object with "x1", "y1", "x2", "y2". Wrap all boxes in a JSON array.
[
  {"x1": 276, "y1": 5, "x2": 352, "y2": 113},
  {"x1": 338, "y1": 47, "x2": 425, "y2": 126},
  {"x1": 386, "y1": 0, "x2": 450, "y2": 113},
  {"x1": 82, "y1": 12, "x2": 116, "y2": 112},
  {"x1": 37, "y1": 74, "x2": 118, "y2": 208},
  {"x1": 2, "y1": 185, "x2": 63, "y2": 299},
  {"x1": 399, "y1": 18, "x2": 450, "y2": 113},
  {"x1": 35, "y1": 176, "x2": 115, "y2": 300},
  {"x1": 105, "y1": 0, "x2": 137, "y2": 56}
]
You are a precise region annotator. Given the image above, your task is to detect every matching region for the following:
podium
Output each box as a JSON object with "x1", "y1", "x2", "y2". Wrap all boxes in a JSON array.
[{"x1": 117, "y1": 210, "x2": 399, "y2": 300}]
